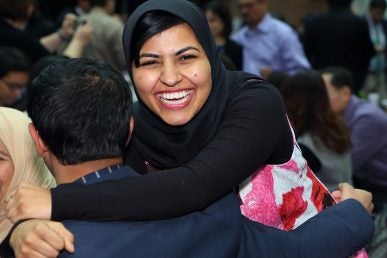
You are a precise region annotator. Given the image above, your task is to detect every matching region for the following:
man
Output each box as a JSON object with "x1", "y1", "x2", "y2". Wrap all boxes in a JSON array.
[
  {"x1": 322, "y1": 66, "x2": 387, "y2": 213},
  {"x1": 0, "y1": 47, "x2": 30, "y2": 108},
  {"x1": 302, "y1": 0, "x2": 375, "y2": 95},
  {"x1": 79, "y1": 0, "x2": 126, "y2": 71},
  {"x1": 232, "y1": 0, "x2": 310, "y2": 78},
  {"x1": 5, "y1": 58, "x2": 242, "y2": 258},
  {"x1": 364, "y1": 0, "x2": 387, "y2": 97},
  {"x1": 1, "y1": 58, "x2": 375, "y2": 258}
]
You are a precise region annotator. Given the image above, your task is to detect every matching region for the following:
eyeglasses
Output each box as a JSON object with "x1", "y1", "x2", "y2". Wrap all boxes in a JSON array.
[{"x1": 0, "y1": 80, "x2": 25, "y2": 92}]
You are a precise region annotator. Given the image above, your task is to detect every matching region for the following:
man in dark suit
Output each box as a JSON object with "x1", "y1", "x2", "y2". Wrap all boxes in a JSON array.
[{"x1": 301, "y1": 0, "x2": 375, "y2": 95}]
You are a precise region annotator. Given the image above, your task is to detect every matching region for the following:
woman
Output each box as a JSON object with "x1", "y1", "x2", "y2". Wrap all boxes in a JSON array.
[
  {"x1": 281, "y1": 71, "x2": 353, "y2": 192},
  {"x1": 203, "y1": 1, "x2": 243, "y2": 70},
  {"x1": 7, "y1": 0, "x2": 372, "y2": 236},
  {"x1": 0, "y1": 107, "x2": 55, "y2": 242}
]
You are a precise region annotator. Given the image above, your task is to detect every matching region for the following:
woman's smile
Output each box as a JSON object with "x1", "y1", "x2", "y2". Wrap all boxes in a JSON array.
[{"x1": 157, "y1": 89, "x2": 194, "y2": 109}]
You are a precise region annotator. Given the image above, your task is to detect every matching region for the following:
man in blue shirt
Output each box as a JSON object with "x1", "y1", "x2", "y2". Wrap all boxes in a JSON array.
[
  {"x1": 2, "y1": 58, "x2": 374, "y2": 258},
  {"x1": 232, "y1": 0, "x2": 310, "y2": 78},
  {"x1": 322, "y1": 66, "x2": 387, "y2": 213}
]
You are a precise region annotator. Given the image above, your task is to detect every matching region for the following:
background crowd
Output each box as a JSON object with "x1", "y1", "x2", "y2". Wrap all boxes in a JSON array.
[{"x1": 0, "y1": 0, "x2": 386, "y2": 257}]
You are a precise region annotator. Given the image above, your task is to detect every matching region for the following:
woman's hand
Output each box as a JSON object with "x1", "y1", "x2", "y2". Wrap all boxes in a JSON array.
[
  {"x1": 10, "y1": 219, "x2": 74, "y2": 258},
  {"x1": 6, "y1": 183, "x2": 52, "y2": 223},
  {"x1": 331, "y1": 182, "x2": 374, "y2": 214}
]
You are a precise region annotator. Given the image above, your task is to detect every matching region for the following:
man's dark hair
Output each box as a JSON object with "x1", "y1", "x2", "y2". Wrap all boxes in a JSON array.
[
  {"x1": 370, "y1": 0, "x2": 387, "y2": 10},
  {"x1": 27, "y1": 58, "x2": 133, "y2": 165},
  {"x1": 0, "y1": 47, "x2": 30, "y2": 78},
  {"x1": 321, "y1": 66, "x2": 354, "y2": 90}
]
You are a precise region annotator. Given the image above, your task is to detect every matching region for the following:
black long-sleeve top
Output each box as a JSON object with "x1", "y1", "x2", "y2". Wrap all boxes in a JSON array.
[{"x1": 51, "y1": 81, "x2": 293, "y2": 221}]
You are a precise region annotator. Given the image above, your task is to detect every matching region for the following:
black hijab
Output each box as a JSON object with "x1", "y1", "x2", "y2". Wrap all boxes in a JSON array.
[{"x1": 123, "y1": 0, "x2": 254, "y2": 169}]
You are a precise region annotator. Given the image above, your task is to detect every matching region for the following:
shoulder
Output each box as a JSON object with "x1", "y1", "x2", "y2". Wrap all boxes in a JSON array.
[
  {"x1": 231, "y1": 26, "x2": 249, "y2": 41},
  {"x1": 267, "y1": 17, "x2": 299, "y2": 42},
  {"x1": 348, "y1": 99, "x2": 387, "y2": 130},
  {"x1": 225, "y1": 74, "x2": 285, "y2": 118},
  {"x1": 269, "y1": 16, "x2": 294, "y2": 33}
]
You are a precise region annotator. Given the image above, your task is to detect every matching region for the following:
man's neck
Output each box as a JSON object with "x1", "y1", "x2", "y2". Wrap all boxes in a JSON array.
[{"x1": 53, "y1": 157, "x2": 123, "y2": 184}]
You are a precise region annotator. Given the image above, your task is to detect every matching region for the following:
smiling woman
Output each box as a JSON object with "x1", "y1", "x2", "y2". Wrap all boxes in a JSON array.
[
  {"x1": 0, "y1": 107, "x2": 55, "y2": 242},
  {"x1": 132, "y1": 22, "x2": 211, "y2": 126}
]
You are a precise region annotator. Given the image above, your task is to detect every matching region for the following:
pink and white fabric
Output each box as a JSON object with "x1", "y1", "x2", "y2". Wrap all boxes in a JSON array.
[{"x1": 238, "y1": 124, "x2": 367, "y2": 257}]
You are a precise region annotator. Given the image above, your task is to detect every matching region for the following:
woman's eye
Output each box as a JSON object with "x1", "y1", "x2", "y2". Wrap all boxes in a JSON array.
[
  {"x1": 140, "y1": 60, "x2": 158, "y2": 66},
  {"x1": 179, "y1": 55, "x2": 196, "y2": 61}
]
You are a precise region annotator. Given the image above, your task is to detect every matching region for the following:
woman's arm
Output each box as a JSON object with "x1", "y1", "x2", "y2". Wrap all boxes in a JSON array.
[{"x1": 9, "y1": 83, "x2": 293, "y2": 221}]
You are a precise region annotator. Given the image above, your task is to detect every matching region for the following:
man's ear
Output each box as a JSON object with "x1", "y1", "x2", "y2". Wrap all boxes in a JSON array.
[
  {"x1": 28, "y1": 123, "x2": 49, "y2": 157},
  {"x1": 125, "y1": 117, "x2": 134, "y2": 147}
]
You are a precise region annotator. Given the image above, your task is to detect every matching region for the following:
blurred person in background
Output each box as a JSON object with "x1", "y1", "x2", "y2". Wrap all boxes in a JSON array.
[
  {"x1": 322, "y1": 66, "x2": 387, "y2": 215},
  {"x1": 301, "y1": 0, "x2": 375, "y2": 95},
  {"x1": 0, "y1": 0, "x2": 92, "y2": 65},
  {"x1": 323, "y1": 65, "x2": 387, "y2": 258},
  {"x1": 281, "y1": 70, "x2": 353, "y2": 192},
  {"x1": 0, "y1": 47, "x2": 30, "y2": 108},
  {"x1": 232, "y1": 0, "x2": 310, "y2": 79},
  {"x1": 203, "y1": 0, "x2": 243, "y2": 70},
  {"x1": 80, "y1": 0, "x2": 126, "y2": 71},
  {"x1": 364, "y1": 0, "x2": 387, "y2": 99},
  {"x1": 25, "y1": 0, "x2": 55, "y2": 38}
]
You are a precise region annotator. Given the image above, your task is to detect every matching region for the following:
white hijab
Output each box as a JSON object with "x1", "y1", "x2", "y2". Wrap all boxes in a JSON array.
[{"x1": 0, "y1": 107, "x2": 56, "y2": 242}]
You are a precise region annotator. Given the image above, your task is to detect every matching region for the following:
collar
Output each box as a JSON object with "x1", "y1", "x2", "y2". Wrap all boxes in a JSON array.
[
  {"x1": 248, "y1": 13, "x2": 271, "y2": 33},
  {"x1": 74, "y1": 164, "x2": 123, "y2": 185}
]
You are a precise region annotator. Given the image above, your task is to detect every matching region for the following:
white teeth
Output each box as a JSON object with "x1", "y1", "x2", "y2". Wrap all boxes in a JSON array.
[
  {"x1": 160, "y1": 90, "x2": 191, "y2": 100},
  {"x1": 159, "y1": 90, "x2": 192, "y2": 105}
]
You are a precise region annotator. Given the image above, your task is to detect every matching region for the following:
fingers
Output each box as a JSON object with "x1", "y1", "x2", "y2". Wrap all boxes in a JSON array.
[
  {"x1": 338, "y1": 182, "x2": 374, "y2": 214},
  {"x1": 10, "y1": 220, "x2": 67, "y2": 258},
  {"x1": 331, "y1": 190, "x2": 341, "y2": 203},
  {"x1": 49, "y1": 223, "x2": 75, "y2": 253},
  {"x1": 6, "y1": 183, "x2": 52, "y2": 223},
  {"x1": 337, "y1": 182, "x2": 353, "y2": 191}
]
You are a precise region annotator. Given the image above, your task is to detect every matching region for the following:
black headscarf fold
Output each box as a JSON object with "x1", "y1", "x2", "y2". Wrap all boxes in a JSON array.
[{"x1": 122, "y1": 0, "x2": 253, "y2": 168}]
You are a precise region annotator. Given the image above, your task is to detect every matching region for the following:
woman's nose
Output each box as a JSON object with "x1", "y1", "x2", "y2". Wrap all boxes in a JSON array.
[{"x1": 160, "y1": 63, "x2": 183, "y2": 87}]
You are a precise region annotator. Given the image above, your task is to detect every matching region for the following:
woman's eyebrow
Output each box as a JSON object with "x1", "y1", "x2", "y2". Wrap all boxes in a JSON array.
[
  {"x1": 139, "y1": 46, "x2": 200, "y2": 59},
  {"x1": 176, "y1": 46, "x2": 200, "y2": 55},
  {"x1": 139, "y1": 53, "x2": 160, "y2": 59}
]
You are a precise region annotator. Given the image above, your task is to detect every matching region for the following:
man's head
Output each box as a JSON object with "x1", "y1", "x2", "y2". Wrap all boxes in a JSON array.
[
  {"x1": 238, "y1": 0, "x2": 268, "y2": 27},
  {"x1": 27, "y1": 58, "x2": 133, "y2": 166},
  {"x1": 321, "y1": 67, "x2": 353, "y2": 115},
  {"x1": 0, "y1": 47, "x2": 30, "y2": 106},
  {"x1": 369, "y1": 0, "x2": 387, "y2": 23}
]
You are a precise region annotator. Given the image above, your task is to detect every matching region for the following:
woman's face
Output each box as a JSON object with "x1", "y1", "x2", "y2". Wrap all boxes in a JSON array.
[
  {"x1": 132, "y1": 23, "x2": 212, "y2": 126},
  {"x1": 205, "y1": 10, "x2": 224, "y2": 38},
  {"x1": 0, "y1": 138, "x2": 14, "y2": 202}
]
